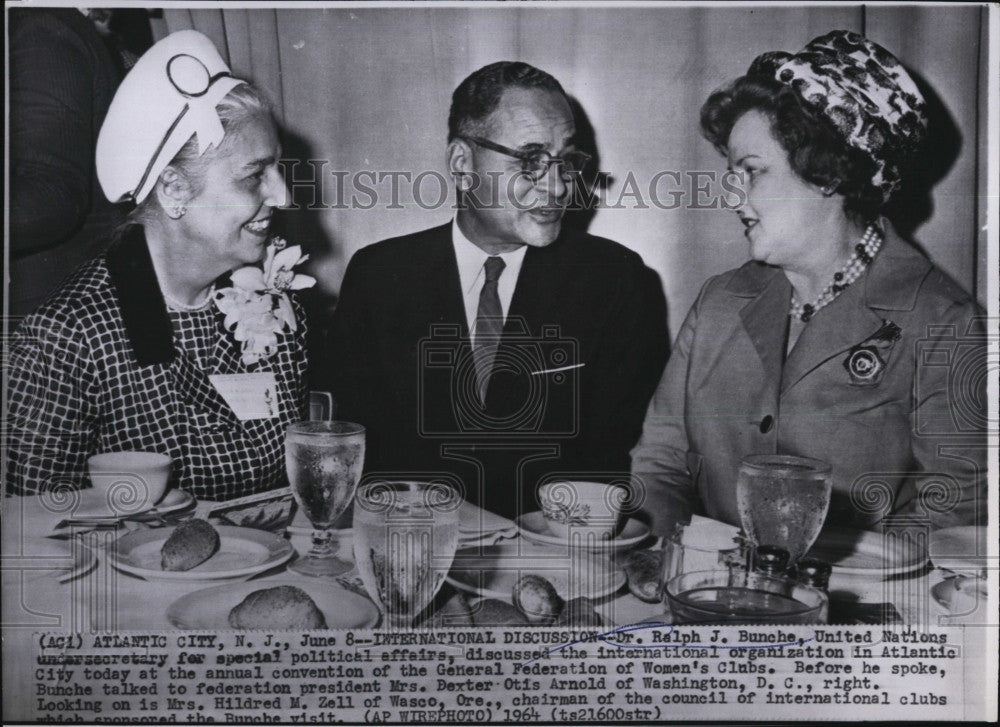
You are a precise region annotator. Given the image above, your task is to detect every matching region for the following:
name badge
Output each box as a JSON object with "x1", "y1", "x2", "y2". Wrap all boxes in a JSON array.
[{"x1": 209, "y1": 373, "x2": 278, "y2": 420}]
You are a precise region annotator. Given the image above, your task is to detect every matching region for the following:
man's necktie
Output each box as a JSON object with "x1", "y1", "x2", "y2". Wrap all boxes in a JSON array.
[{"x1": 473, "y1": 256, "x2": 506, "y2": 404}]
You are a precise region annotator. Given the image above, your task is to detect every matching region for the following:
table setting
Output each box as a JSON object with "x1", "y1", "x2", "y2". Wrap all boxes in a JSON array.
[{"x1": 1, "y1": 426, "x2": 986, "y2": 633}]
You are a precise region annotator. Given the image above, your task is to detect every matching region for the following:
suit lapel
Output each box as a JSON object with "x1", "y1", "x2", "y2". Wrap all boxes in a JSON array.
[
  {"x1": 734, "y1": 265, "x2": 788, "y2": 388},
  {"x1": 486, "y1": 240, "x2": 587, "y2": 410},
  {"x1": 780, "y1": 263, "x2": 890, "y2": 396},
  {"x1": 413, "y1": 227, "x2": 476, "y2": 417},
  {"x1": 504, "y1": 245, "x2": 559, "y2": 334},
  {"x1": 422, "y1": 226, "x2": 470, "y2": 336},
  {"x1": 105, "y1": 225, "x2": 174, "y2": 366},
  {"x1": 780, "y1": 223, "x2": 928, "y2": 394},
  {"x1": 106, "y1": 226, "x2": 245, "y2": 427}
]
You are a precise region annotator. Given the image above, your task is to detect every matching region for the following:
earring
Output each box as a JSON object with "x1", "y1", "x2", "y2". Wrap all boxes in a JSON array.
[
  {"x1": 821, "y1": 179, "x2": 841, "y2": 197},
  {"x1": 170, "y1": 205, "x2": 187, "y2": 219}
]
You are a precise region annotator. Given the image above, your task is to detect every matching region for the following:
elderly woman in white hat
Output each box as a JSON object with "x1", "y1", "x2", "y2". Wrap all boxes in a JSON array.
[{"x1": 6, "y1": 30, "x2": 313, "y2": 500}]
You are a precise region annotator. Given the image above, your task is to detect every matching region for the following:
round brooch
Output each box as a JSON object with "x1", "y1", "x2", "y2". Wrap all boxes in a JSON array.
[{"x1": 847, "y1": 346, "x2": 883, "y2": 381}]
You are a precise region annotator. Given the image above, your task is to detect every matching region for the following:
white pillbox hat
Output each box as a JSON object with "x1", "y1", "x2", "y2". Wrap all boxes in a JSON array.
[{"x1": 96, "y1": 30, "x2": 246, "y2": 204}]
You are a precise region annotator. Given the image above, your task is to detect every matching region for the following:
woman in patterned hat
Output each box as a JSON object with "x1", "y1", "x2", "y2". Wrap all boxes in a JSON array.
[
  {"x1": 632, "y1": 30, "x2": 985, "y2": 536},
  {"x1": 6, "y1": 30, "x2": 314, "y2": 500}
]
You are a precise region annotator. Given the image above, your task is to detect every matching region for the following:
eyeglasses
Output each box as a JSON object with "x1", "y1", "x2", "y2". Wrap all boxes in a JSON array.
[{"x1": 459, "y1": 135, "x2": 592, "y2": 182}]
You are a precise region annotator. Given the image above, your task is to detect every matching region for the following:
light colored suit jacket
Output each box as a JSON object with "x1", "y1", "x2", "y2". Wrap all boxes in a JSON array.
[{"x1": 631, "y1": 225, "x2": 986, "y2": 536}]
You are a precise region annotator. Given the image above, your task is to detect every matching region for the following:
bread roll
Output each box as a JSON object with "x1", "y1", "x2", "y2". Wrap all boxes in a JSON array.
[
  {"x1": 622, "y1": 549, "x2": 663, "y2": 603},
  {"x1": 160, "y1": 519, "x2": 220, "y2": 571},
  {"x1": 512, "y1": 575, "x2": 564, "y2": 624},
  {"x1": 228, "y1": 585, "x2": 327, "y2": 629},
  {"x1": 472, "y1": 598, "x2": 531, "y2": 626}
]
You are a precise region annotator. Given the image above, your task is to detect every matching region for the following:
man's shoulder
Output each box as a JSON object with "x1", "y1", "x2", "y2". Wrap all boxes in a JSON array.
[
  {"x1": 350, "y1": 223, "x2": 451, "y2": 269},
  {"x1": 551, "y1": 227, "x2": 647, "y2": 268}
]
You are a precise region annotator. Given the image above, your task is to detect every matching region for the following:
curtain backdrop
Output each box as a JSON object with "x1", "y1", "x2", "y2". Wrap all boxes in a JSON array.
[{"x1": 152, "y1": 5, "x2": 990, "y2": 338}]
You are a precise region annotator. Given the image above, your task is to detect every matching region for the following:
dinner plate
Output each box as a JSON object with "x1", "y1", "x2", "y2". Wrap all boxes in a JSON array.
[
  {"x1": 929, "y1": 526, "x2": 987, "y2": 576},
  {"x1": 108, "y1": 525, "x2": 293, "y2": 582},
  {"x1": 806, "y1": 528, "x2": 927, "y2": 578},
  {"x1": 446, "y1": 543, "x2": 626, "y2": 601},
  {"x1": 516, "y1": 512, "x2": 650, "y2": 552},
  {"x1": 5, "y1": 539, "x2": 98, "y2": 583},
  {"x1": 67, "y1": 488, "x2": 195, "y2": 522},
  {"x1": 166, "y1": 578, "x2": 380, "y2": 629}
]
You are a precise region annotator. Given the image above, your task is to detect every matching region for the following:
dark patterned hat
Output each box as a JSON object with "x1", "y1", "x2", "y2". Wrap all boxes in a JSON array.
[{"x1": 749, "y1": 30, "x2": 927, "y2": 202}]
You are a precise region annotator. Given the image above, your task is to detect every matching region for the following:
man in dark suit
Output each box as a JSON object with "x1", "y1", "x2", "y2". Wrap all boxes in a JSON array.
[{"x1": 328, "y1": 61, "x2": 668, "y2": 520}]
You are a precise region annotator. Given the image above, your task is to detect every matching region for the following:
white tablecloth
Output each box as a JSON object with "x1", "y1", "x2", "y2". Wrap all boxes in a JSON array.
[{"x1": 1, "y1": 494, "x2": 961, "y2": 631}]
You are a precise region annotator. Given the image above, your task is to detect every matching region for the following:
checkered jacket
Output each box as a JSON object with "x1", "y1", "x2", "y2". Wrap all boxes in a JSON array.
[{"x1": 4, "y1": 227, "x2": 309, "y2": 501}]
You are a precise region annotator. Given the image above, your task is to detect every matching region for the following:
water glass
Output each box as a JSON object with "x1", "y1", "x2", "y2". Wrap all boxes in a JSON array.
[
  {"x1": 285, "y1": 421, "x2": 365, "y2": 577},
  {"x1": 736, "y1": 454, "x2": 832, "y2": 564},
  {"x1": 354, "y1": 482, "x2": 461, "y2": 628}
]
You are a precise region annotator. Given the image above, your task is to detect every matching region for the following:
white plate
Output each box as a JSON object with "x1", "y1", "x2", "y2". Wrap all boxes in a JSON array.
[
  {"x1": 5, "y1": 539, "x2": 97, "y2": 583},
  {"x1": 516, "y1": 512, "x2": 650, "y2": 552},
  {"x1": 68, "y1": 488, "x2": 195, "y2": 522},
  {"x1": 929, "y1": 526, "x2": 987, "y2": 576},
  {"x1": 108, "y1": 525, "x2": 293, "y2": 582},
  {"x1": 446, "y1": 543, "x2": 625, "y2": 601},
  {"x1": 166, "y1": 578, "x2": 380, "y2": 629},
  {"x1": 458, "y1": 501, "x2": 516, "y2": 535},
  {"x1": 806, "y1": 528, "x2": 927, "y2": 578}
]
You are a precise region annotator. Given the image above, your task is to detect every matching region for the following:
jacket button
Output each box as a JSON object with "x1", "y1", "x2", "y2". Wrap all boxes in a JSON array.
[{"x1": 759, "y1": 415, "x2": 774, "y2": 433}]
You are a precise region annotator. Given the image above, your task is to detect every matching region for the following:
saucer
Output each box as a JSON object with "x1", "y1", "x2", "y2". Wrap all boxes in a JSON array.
[
  {"x1": 68, "y1": 488, "x2": 195, "y2": 522},
  {"x1": 806, "y1": 528, "x2": 927, "y2": 590},
  {"x1": 929, "y1": 526, "x2": 987, "y2": 576},
  {"x1": 516, "y1": 512, "x2": 650, "y2": 552}
]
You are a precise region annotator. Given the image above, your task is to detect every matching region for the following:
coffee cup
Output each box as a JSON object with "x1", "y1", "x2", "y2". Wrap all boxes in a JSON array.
[
  {"x1": 85, "y1": 452, "x2": 172, "y2": 516},
  {"x1": 538, "y1": 480, "x2": 626, "y2": 542}
]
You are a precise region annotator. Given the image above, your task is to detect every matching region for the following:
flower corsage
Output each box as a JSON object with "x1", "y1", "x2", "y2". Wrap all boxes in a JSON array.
[{"x1": 214, "y1": 237, "x2": 316, "y2": 366}]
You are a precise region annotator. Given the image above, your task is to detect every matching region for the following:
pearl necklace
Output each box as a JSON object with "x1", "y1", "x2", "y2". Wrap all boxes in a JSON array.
[
  {"x1": 163, "y1": 285, "x2": 216, "y2": 312},
  {"x1": 790, "y1": 224, "x2": 883, "y2": 322}
]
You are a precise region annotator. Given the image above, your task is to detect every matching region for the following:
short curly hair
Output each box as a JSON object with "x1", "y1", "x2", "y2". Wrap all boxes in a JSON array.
[
  {"x1": 448, "y1": 61, "x2": 566, "y2": 142},
  {"x1": 700, "y1": 74, "x2": 884, "y2": 223}
]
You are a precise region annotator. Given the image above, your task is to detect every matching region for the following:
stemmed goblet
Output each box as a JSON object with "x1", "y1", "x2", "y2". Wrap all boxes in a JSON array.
[{"x1": 285, "y1": 421, "x2": 365, "y2": 577}]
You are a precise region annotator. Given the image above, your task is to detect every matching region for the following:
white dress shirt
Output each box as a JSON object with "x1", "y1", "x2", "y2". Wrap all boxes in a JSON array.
[{"x1": 451, "y1": 218, "x2": 527, "y2": 337}]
